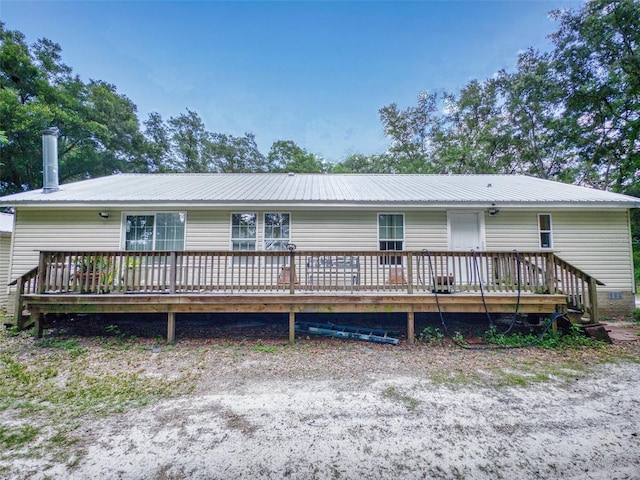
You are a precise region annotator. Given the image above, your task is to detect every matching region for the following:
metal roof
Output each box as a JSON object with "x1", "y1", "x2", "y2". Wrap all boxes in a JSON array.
[{"x1": 0, "y1": 173, "x2": 638, "y2": 208}]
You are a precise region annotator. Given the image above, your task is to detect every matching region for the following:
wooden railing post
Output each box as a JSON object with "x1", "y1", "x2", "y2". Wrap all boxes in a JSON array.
[
  {"x1": 546, "y1": 253, "x2": 557, "y2": 294},
  {"x1": 588, "y1": 277, "x2": 599, "y2": 322},
  {"x1": 37, "y1": 252, "x2": 47, "y2": 294},
  {"x1": 169, "y1": 251, "x2": 177, "y2": 294},
  {"x1": 287, "y1": 243, "x2": 297, "y2": 295},
  {"x1": 13, "y1": 276, "x2": 25, "y2": 329},
  {"x1": 406, "y1": 252, "x2": 413, "y2": 294}
]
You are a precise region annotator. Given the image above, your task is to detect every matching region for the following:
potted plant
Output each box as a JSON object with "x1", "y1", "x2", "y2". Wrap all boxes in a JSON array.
[{"x1": 76, "y1": 255, "x2": 115, "y2": 293}]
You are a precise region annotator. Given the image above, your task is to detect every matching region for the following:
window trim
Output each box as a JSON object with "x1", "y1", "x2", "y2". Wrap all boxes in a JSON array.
[
  {"x1": 263, "y1": 212, "x2": 291, "y2": 252},
  {"x1": 121, "y1": 212, "x2": 187, "y2": 251},
  {"x1": 377, "y1": 212, "x2": 405, "y2": 265},
  {"x1": 538, "y1": 213, "x2": 553, "y2": 249},
  {"x1": 229, "y1": 212, "x2": 258, "y2": 252}
]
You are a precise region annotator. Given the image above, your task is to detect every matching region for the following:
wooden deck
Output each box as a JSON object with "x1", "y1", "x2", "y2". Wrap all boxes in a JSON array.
[{"x1": 12, "y1": 249, "x2": 600, "y2": 344}]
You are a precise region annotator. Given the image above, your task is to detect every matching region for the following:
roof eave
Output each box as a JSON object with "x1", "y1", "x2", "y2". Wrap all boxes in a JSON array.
[{"x1": 2, "y1": 200, "x2": 639, "y2": 210}]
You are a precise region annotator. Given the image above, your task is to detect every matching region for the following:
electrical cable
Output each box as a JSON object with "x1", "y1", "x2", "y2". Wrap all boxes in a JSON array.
[{"x1": 421, "y1": 249, "x2": 564, "y2": 350}]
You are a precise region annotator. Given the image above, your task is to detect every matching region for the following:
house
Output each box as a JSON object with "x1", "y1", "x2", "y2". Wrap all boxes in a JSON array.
[
  {"x1": 0, "y1": 212, "x2": 13, "y2": 311},
  {"x1": 1, "y1": 131, "x2": 638, "y2": 342}
]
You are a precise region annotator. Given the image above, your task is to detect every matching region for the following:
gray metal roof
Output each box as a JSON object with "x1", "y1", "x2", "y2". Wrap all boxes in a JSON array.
[{"x1": 0, "y1": 173, "x2": 638, "y2": 208}]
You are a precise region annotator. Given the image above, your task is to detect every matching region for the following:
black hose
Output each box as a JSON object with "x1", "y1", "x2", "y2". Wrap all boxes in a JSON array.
[
  {"x1": 471, "y1": 249, "x2": 522, "y2": 335},
  {"x1": 422, "y1": 249, "x2": 563, "y2": 350}
]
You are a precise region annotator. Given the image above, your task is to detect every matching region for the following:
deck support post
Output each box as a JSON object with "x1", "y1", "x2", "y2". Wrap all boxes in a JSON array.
[
  {"x1": 32, "y1": 310, "x2": 43, "y2": 338},
  {"x1": 289, "y1": 310, "x2": 296, "y2": 344},
  {"x1": 588, "y1": 277, "x2": 599, "y2": 322},
  {"x1": 407, "y1": 310, "x2": 415, "y2": 345},
  {"x1": 167, "y1": 311, "x2": 175, "y2": 344},
  {"x1": 13, "y1": 276, "x2": 25, "y2": 329}
]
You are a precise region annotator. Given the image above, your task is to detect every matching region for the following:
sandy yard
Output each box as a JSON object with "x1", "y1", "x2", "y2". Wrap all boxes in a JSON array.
[{"x1": 1, "y1": 319, "x2": 639, "y2": 480}]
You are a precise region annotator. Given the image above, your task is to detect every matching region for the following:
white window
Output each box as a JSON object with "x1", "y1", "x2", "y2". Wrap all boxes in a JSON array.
[
  {"x1": 378, "y1": 213, "x2": 404, "y2": 264},
  {"x1": 124, "y1": 213, "x2": 186, "y2": 251},
  {"x1": 231, "y1": 213, "x2": 257, "y2": 251},
  {"x1": 264, "y1": 213, "x2": 290, "y2": 251},
  {"x1": 538, "y1": 214, "x2": 553, "y2": 249}
]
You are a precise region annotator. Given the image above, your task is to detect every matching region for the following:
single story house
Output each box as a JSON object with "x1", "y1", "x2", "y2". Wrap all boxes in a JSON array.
[
  {"x1": 1, "y1": 131, "x2": 638, "y2": 342},
  {"x1": 0, "y1": 212, "x2": 13, "y2": 310},
  {"x1": 1, "y1": 167, "x2": 639, "y2": 343}
]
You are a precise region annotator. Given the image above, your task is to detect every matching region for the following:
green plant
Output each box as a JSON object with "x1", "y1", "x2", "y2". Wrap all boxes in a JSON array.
[
  {"x1": 633, "y1": 308, "x2": 640, "y2": 323},
  {"x1": 419, "y1": 326, "x2": 445, "y2": 344},
  {"x1": 75, "y1": 255, "x2": 118, "y2": 290},
  {"x1": 382, "y1": 386, "x2": 420, "y2": 411},
  {"x1": 452, "y1": 331, "x2": 466, "y2": 345},
  {"x1": 0, "y1": 425, "x2": 40, "y2": 449},
  {"x1": 483, "y1": 323, "x2": 604, "y2": 349},
  {"x1": 3, "y1": 324, "x2": 21, "y2": 338},
  {"x1": 250, "y1": 340, "x2": 281, "y2": 353},
  {"x1": 34, "y1": 338, "x2": 86, "y2": 358},
  {"x1": 76, "y1": 255, "x2": 107, "y2": 273},
  {"x1": 102, "y1": 324, "x2": 136, "y2": 349}
]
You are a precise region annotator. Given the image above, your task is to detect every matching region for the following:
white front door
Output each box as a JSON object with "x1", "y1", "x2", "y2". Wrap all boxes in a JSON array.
[
  {"x1": 448, "y1": 212, "x2": 484, "y2": 287},
  {"x1": 448, "y1": 212, "x2": 483, "y2": 251}
]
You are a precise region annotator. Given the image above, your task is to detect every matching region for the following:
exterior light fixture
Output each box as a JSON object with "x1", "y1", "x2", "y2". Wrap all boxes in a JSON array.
[{"x1": 99, "y1": 211, "x2": 110, "y2": 219}]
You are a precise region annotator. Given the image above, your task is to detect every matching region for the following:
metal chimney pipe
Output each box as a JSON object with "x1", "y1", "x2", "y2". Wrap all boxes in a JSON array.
[{"x1": 42, "y1": 128, "x2": 59, "y2": 194}]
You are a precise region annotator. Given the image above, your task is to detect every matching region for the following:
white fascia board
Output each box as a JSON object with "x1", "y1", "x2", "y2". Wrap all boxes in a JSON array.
[{"x1": 6, "y1": 200, "x2": 639, "y2": 210}]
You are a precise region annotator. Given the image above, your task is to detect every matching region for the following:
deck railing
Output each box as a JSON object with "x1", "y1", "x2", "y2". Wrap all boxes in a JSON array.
[{"x1": 24, "y1": 249, "x2": 600, "y2": 319}]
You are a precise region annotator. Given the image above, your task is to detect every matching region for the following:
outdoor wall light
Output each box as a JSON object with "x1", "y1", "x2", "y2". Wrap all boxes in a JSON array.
[
  {"x1": 488, "y1": 208, "x2": 500, "y2": 216},
  {"x1": 99, "y1": 211, "x2": 111, "y2": 219}
]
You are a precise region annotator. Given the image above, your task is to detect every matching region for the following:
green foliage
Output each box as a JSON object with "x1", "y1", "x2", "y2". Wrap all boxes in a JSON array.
[
  {"x1": 381, "y1": 386, "x2": 420, "y2": 411},
  {"x1": 483, "y1": 323, "x2": 604, "y2": 349},
  {"x1": 0, "y1": 424, "x2": 40, "y2": 449},
  {"x1": 0, "y1": 22, "x2": 149, "y2": 195},
  {"x1": 633, "y1": 308, "x2": 640, "y2": 323},
  {"x1": 34, "y1": 338, "x2": 86, "y2": 358},
  {"x1": 374, "y1": 0, "x2": 640, "y2": 191},
  {"x1": 419, "y1": 326, "x2": 445, "y2": 345},
  {"x1": 267, "y1": 140, "x2": 327, "y2": 173},
  {"x1": 451, "y1": 331, "x2": 466, "y2": 345}
]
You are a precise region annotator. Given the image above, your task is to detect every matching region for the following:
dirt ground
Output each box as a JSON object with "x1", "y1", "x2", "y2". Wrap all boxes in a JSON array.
[{"x1": 2, "y1": 316, "x2": 640, "y2": 480}]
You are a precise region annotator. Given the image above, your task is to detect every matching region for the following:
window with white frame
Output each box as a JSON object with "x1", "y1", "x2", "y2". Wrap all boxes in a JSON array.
[
  {"x1": 231, "y1": 213, "x2": 257, "y2": 251},
  {"x1": 378, "y1": 213, "x2": 404, "y2": 264},
  {"x1": 124, "y1": 212, "x2": 185, "y2": 251},
  {"x1": 264, "y1": 213, "x2": 290, "y2": 251},
  {"x1": 538, "y1": 213, "x2": 553, "y2": 248}
]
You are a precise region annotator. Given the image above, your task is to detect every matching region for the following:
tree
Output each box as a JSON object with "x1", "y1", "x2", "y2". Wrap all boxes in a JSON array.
[
  {"x1": 432, "y1": 80, "x2": 510, "y2": 174},
  {"x1": 166, "y1": 109, "x2": 212, "y2": 172},
  {"x1": 496, "y1": 49, "x2": 578, "y2": 182},
  {"x1": 332, "y1": 153, "x2": 398, "y2": 173},
  {"x1": 0, "y1": 23, "x2": 148, "y2": 195},
  {"x1": 209, "y1": 132, "x2": 267, "y2": 173},
  {"x1": 551, "y1": 0, "x2": 640, "y2": 191},
  {"x1": 378, "y1": 91, "x2": 441, "y2": 173},
  {"x1": 142, "y1": 112, "x2": 172, "y2": 172},
  {"x1": 267, "y1": 140, "x2": 326, "y2": 173}
]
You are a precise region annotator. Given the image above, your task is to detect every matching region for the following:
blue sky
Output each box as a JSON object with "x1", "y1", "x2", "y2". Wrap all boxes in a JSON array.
[{"x1": 1, "y1": 0, "x2": 580, "y2": 162}]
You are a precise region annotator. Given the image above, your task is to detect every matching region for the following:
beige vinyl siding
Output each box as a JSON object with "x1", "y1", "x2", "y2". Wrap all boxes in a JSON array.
[
  {"x1": 10, "y1": 209, "x2": 122, "y2": 281},
  {"x1": 485, "y1": 209, "x2": 634, "y2": 291},
  {"x1": 184, "y1": 211, "x2": 229, "y2": 250},
  {"x1": 485, "y1": 211, "x2": 540, "y2": 250},
  {"x1": 6, "y1": 207, "x2": 634, "y2": 302},
  {"x1": 291, "y1": 210, "x2": 374, "y2": 250},
  {"x1": 552, "y1": 210, "x2": 633, "y2": 291},
  {"x1": 0, "y1": 232, "x2": 11, "y2": 308},
  {"x1": 187, "y1": 210, "x2": 448, "y2": 252},
  {"x1": 405, "y1": 211, "x2": 448, "y2": 250}
]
